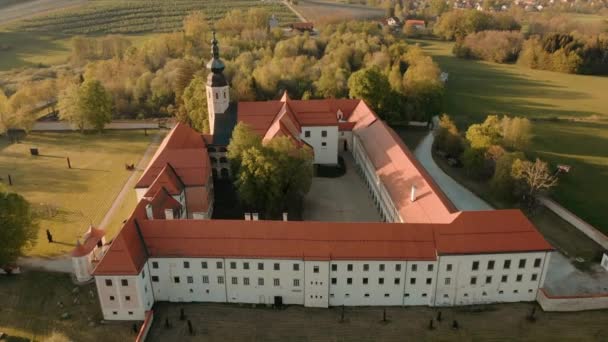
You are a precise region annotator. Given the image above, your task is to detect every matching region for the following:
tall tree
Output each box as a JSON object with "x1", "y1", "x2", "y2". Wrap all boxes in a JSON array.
[
  {"x1": 0, "y1": 191, "x2": 38, "y2": 267},
  {"x1": 58, "y1": 84, "x2": 86, "y2": 133},
  {"x1": 512, "y1": 158, "x2": 558, "y2": 207},
  {"x1": 182, "y1": 75, "x2": 209, "y2": 133},
  {"x1": 435, "y1": 114, "x2": 463, "y2": 157},
  {"x1": 465, "y1": 115, "x2": 502, "y2": 149},
  {"x1": 227, "y1": 122, "x2": 262, "y2": 174},
  {"x1": 79, "y1": 79, "x2": 113, "y2": 132},
  {"x1": 502, "y1": 116, "x2": 532, "y2": 151},
  {"x1": 347, "y1": 67, "x2": 391, "y2": 114}
]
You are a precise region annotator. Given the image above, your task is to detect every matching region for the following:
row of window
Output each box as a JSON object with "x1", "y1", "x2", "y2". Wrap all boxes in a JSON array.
[
  {"x1": 469, "y1": 273, "x2": 538, "y2": 285},
  {"x1": 147, "y1": 258, "x2": 543, "y2": 276},
  {"x1": 157, "y1": 275, "x2": 298, "y2": 287},
  {"x1": 153, "y1": 261, "x2": 303, "y2": 272},
  {"x1": 304, "y1": 130, "x2": 328, "y2": 138},
  {"x1": 471, "y1": 258, "x2": 542, "y2": 271}
]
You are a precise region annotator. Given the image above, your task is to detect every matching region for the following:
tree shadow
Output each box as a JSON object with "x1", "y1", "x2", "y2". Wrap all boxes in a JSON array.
[{"x1": 0, "y1": 31, "x2": 70, "y2": 71}]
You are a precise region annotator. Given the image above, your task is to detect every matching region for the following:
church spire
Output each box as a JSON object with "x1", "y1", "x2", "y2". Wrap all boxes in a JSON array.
[{"x1": 207, "y1": 30, "x2": 225, "y2": 75}]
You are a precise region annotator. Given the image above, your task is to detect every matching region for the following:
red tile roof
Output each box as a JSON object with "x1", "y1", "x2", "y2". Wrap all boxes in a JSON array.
[
  {"x1": 136, "y1": 123, "x2": 210, "y2": 188},
  {"x1": 141, "y1": 220, "x2": 438, "y2": 261},
  {"x1": 148, "y1": 187, "x2": 182, "y2": 220},
  {"x1": 355, "y1": 119, "x2": 457, "y2": 223},
  {"x1": 93, "y1": 210, "x2": 553, "y2": 275},
  {"x1": 435, "y1": 210, "x2": 554, "y2": 255},
  {"x1": 71, "y1": 226, "x2": 105, "y2": 257},
  {"x1": 143, "y1": 164, "x2": 184, "y2": 197}
]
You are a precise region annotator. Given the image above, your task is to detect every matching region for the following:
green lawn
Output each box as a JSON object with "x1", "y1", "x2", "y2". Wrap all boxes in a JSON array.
[
  {"x1": 0, "y1": 271, "x2": 132, "y2": 341},
  {"x1": 410, "y1": 38, "x2": 608, "y2": 233},
  {"x1": 0, "y1": 130, "x2": 154, "y2": 257}
]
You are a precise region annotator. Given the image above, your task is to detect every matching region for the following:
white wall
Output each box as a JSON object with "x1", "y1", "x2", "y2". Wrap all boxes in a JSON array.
[
  {"x1": 300, "y1": 126, "x2": 338, "y2": 165},
  {"x1": 434, "y1": 252, "x2": 550, "y2": 306},
  {"x1": 95, "y1": 267, "x2": 153, "y2": 321},
  {"x1": 97, "y1": 253, "x2": 550, "y2": 320},
  {"x1": 338, "y1": 131, "x2": 353, "y2": 152},
  {"x1": 206, "y1": 85, "x2": 230, "y2": 135}
]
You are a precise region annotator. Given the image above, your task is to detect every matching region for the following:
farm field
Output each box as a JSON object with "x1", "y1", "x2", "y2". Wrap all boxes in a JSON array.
[
  {"x1": 148, "y1": 302, "x2": 608, "y2": 341},
  {"x1": 294, "y1": 0, "x2": 384, "y2": 23},
  {"x1": 0, "y1": 130, "x2": 155, "y2": 257},
  {"x1": 409, "y1": 38, "x2": 608, "y2": 234},
  {"x1": 7, "y1": 0, "x2": 299, "y2": 35},
  {"x1": 0, "y1": 271, "x2": 132, "y2": 341}
]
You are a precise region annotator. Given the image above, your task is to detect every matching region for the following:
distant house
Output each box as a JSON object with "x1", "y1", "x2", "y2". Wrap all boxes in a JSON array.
[
  {"x1": 290, "y1": 22, "x2": 314, "y2": 32},
  {"x1": 404, "y1": 19, "x2": 426, "y2": 30},
  {"x1": 380, "y1": 16, "x2": 402, "y2": 28}
]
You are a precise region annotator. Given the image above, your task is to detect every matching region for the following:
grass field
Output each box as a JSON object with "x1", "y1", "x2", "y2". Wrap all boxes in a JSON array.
[
  {"x1": 0, "y1": 130, "x2": 154, "y2": 257},
  {"x1": 295, "y1": 0, "x2": 384, "y2": 23},
  {"x1": 409, "y1": 38, "x2": 608, "y2": 234},
  {"x1": 0, "y1": 271, "x2": 132, "y2": 341},
  {"x1": 148, "y1": 302, "x2": 608, "y2": 341},
  {"x1": 7, "y1": 0, "x2": 298, "y2": 34}
]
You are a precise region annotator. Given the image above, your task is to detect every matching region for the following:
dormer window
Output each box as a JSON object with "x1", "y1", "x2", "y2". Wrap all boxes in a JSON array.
[{"x1": 337, "y1": 109, "x2": 344, "y2": 121}]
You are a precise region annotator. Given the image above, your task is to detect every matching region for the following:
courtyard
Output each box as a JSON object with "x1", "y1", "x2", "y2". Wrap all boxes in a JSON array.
[
  {"x1": 147, "y1": 301, "x2": 608, "y2": 341},
  {"x1": 302, "y1": 153, "x2": 381, "y2": 222}
]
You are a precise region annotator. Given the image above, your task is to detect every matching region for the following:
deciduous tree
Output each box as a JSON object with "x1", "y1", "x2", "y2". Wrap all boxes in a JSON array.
[
  {"x1": 347, "y1": 67, "x2": 390, "y2": 114},
  {"x1": 79, "y1": 79, "x2": 113, "y2": 132},
  {"x1": 182, "y1": 76, "x2": 209, "y2": 133},
  {"x1": 512, "y1": 158, "x2": 558, "y2": 207},
  {"x1": 0, "y1": 191, "x2": 38, "y2": 267}
]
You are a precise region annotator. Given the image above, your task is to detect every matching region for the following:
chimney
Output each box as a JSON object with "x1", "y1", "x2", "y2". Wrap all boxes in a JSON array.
[
  {"x1": 282, "y1": 212, "x2": 288, "y2": 221},
  {"x1": 145, "y1": 203, "x2": 154, "y2": 220},
  {"x1": 252, "y1": 213, "x2": 259, "y2": 221},
  {"x1": 410, "y1": 185, "x2": 417, "y2": 202},
  {"x1": 164, "y1": 208, "x2": 174, "y2": 220},
  {"x1": 244, "y1": 213, "x2": 251, "y2": 221}
]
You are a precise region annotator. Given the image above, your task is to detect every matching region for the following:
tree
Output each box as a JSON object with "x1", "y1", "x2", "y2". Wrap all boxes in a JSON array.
[
  {"x1": 462, "y1": 147, "x2": 491, "y2": 180},
  {"x1": 465, "y1": 115, "x2": 502, "y2": 149},
  {"x1": 227, "y1": 122, "x2": 262, "y2": 173},
  {"x1": 79, "y1": 79, "x2": 113, "y2": 132},
  {"x1": 236, "y1": 146, "x2": 279, "y2": 213},
  {"x1": 502, "y1": 116, "x2": 532, "y2": 151},
  {"x1": 182, "y1": 76, "x2": 209, "y2": 133},
  {"x1": 0, "y1": 191, "x2": 38, "y2": 267},
  {"x1": 58, "y1": 84, "x2": 86, "y2": 132},
  {"x1": 347, "y1": 67, "x2": 391, "y2": 114},
  {"x1": 429, "y1": 0, "x2": 449, "y2": 17},
  {"x1": 434, "y1": 114, "x2": 464, "y2": 157},
  {"x1": 490, "y1": 152, "x2": 525, "y2": 200},
  {"x1": 0, "y1": 89, "x2": 12, "y2": 133},
  {"x1": 512, "y1": 158, "x2": 558, "y2": 207}
]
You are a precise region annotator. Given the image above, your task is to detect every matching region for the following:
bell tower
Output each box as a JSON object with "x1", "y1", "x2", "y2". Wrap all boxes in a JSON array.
[{"x1": 206, "y1": 31, "x2": 229, "y2": 135}]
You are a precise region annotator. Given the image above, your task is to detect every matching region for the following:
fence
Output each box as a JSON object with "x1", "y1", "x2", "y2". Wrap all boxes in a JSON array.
[
  {"x1": 537, "y1": 288, "x2": 608, "y2": 311},
  {"x1": 135, "y1": 310, "x2": 154, "y2": 342},
  {"x1": 539, "y1": 197, "x2": 608, "y2": 250}
]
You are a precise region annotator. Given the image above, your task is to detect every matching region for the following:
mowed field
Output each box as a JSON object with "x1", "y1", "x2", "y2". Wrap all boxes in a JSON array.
[
  {"x1": 0, "y1": 130, "x2": 154, "y2": 257},
  {"x1": 410, "y1": 39, "x2": 608, "y2": 233},
  {"x1": 0, "y1": 0, "x2": 298, "y2": 70},
  {"x1": 0, "y1": 271, "x2": 132, "y2": 341},
  {"x1": 295, "y1": 0, "x2": 384, "y2": 22},
  {"x1": 148, "y1": 302, "x2": 608, "y2": 341}
]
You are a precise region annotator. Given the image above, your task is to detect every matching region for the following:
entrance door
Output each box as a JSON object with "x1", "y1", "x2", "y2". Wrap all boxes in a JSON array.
[{"x1": 343, "y1": 140, "x2": 348, "y2": 151}]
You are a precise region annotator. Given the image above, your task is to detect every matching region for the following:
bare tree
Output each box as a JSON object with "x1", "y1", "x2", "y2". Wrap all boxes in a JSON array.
[{"x1": 512, "y1": 158, "x2": 558, "y2": 207}]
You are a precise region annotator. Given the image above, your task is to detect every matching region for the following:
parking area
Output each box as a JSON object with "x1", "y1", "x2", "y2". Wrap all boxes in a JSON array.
[
  {"x1": 302, "y1": 153, "x2": 381, "y2": 222},
  {"x1": 146, "y1": 301, "x2": 608, "y2": 341}
]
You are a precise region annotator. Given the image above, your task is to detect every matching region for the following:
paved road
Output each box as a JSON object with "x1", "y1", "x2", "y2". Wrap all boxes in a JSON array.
[
  {"x1": 414, "y1": 132, "x2": 492, "y2": 211},
  {"x1": 0, "y1": 0, "x2": 85, "y2": 25}
]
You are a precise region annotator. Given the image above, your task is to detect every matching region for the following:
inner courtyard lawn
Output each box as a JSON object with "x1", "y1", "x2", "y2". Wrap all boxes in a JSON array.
[
  {"x1": 0, "y1": 130, "x2": 155, "y2": 257},
  {"x1": 409, "y1": 38, "x2": 608, "y2": 233},
  {"x1": 0, "y1": 271, "x2": 132, "y2": 342}
]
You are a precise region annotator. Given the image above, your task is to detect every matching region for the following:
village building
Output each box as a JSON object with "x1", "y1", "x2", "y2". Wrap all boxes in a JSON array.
[{"x1": 83, "y1": 32, "x2": 555, "y2": 321}]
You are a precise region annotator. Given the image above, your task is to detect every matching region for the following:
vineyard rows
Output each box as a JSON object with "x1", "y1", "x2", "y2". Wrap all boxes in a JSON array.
[{"x1": 12, "y1": 0, "x2": 298, "y2": 34}]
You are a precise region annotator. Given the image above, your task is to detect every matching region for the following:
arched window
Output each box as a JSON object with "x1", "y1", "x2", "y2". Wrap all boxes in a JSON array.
[
  {"x1": 215, "y1": 92, "x2": 219, "y2": 100},
  {"x1": 223, "y1": 91, "x2": 226, "y2": 99}
]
